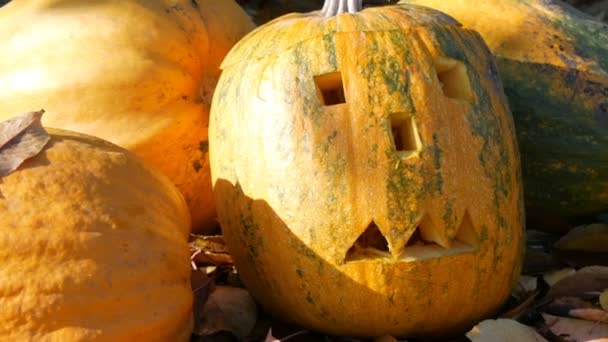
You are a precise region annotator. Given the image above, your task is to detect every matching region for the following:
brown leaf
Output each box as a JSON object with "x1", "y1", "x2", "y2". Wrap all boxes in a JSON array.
[
  {"x1": 516, "y1": 275, "x2": 540, "y2": 297},
  {"x1": 264, "y1": 328, "x2": 311, "y2": 342},
  {"x1": 544, "y1": 268, "x2": 577, "y2": 287},
  {"x1": 569, "y1": 308, "x2": 608, "y2": 323},
  {"x1": 542, "y1": 313, "x2": 608, "y2": 341},
  {"x1": 0, "y1": 111, "x2": 50, "y2": 176},
  {"x1": 190, "y1": 234, "x2": 234, "y2": 266},
  {"x1": 466, "y1": 318, "x2": 548, "y2": 341},
  {"x1": 523, "y1": 248, "x2": 562, "y2": 275},
  {"x1": 555, "y1": 224, "x2": 608, "y2": 253},
  {"x1": 501, "y1": 289, "x2": 541, "y2": 319},
  {"x1": 373, "y1": 335, "x2": 400, "y2": 342},
  {"x1": 543, "y1": 297, "x2": 596, "y2": 317},
  {"x1": 601, "y1": 290, "x2": 608, "y2": 311},
  {"x1": 555, "y1": 249, "x2": 608, "y2": 268},
  {"x1": 547, "y1": 266, "x2": 608, "y2": 299},
  {"x1": 193, "y1": 286, "x2": 257, "y2": 339}
]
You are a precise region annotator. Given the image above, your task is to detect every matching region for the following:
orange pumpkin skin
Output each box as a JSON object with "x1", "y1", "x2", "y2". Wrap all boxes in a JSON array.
[
  {"x1": 0, "y1": 0, "x2": 255, "y2": 233},
  {"x1": 210, "y1": 4, "x2": 525, "y2": 338},
  {"x1": 401, "y1": 0, "x2": 608, "y2": 230},
  {"x1": 0, "y1": 129, "x2": 192, "y2": 341}
]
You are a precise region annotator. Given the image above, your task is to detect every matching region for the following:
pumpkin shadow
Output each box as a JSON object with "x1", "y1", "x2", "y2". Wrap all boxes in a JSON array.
[{"x1": 213, "y1": 178, "x2": 479, "y2": 339}]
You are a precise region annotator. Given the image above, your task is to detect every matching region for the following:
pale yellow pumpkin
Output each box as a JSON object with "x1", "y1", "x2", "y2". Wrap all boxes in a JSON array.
[
  {"x1": 0, "y1": 0, "x2": 255, "y2": 233},
  {"x1": 0, "y1": 123, "x2": 192, "y2": 341}
]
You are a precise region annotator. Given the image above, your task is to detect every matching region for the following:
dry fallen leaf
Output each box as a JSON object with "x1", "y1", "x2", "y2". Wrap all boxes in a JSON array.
[
  {"x1": 190, "y1": 234, "x2": 234, "y2": 266},
  {"x1": 547, "y1": 266, "x2": 608, "y2": 300},
  {"x1": 193, "y1": 285, "x2": 257, "y2": 340},
  {"x1": 523, "y1": 248, "x2": 562, "y2": 275},
  {"x1": 466, "y1": 318, "x2": 548, "y2": 342},
  {"x1": 555, "y1": 224, "x2": 608, "y2": 253},
  {"x1": 0, "y1": 110, "x2": 50, "y2": 177},
  {"x1": 264, "y1": 328, "x2": 311, "y2": 342},
  {"x1": 569, "y1": 308, "x2": 608, "y2": 323},
  {"x1": 373, "y1": 335, "x2": 400, "y2": 342},
  {"x1": 542, "y1": 313, "x2": 608, "y2": 341},
  {"x1": 601, "y1": 290, "x2": 608, "y2": 311},
  {"x1": 543, "y1": 296, "x2": 597, "y2": 318},
  {"x1": 502, "y1": 290, "x2": 541, "y2": 319},
  {"x1": 544, "y1": 268, "x2": 577, "y2": 287},
  {"x1": 516, "y1": 275, "x2": 539, "y2": 298}
]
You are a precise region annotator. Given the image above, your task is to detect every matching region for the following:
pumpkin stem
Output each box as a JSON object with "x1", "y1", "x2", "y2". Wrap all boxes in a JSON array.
[{"x1": 321, "y1": 0, "x2": 362, "y2": 17}]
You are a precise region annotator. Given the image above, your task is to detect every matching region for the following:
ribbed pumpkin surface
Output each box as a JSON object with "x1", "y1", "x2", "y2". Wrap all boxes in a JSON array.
[
  {"x1": 401, "y1": 0, "x2": 608, "y2": 229},
  {"x1": 211, "y1": 4, "x2": 524, "y2": 337},
  {"x1": 0, "y1": 129, "x2": 192, "y2": 341},
  {"x1": 0, "y1": 0, "x2": 255, "y2": 233}
]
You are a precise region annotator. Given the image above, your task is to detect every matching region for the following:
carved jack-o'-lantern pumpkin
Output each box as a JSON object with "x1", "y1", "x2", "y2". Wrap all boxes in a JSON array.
[{"x1": 210, "y1": 0, "x2": 524, "y2": 337}]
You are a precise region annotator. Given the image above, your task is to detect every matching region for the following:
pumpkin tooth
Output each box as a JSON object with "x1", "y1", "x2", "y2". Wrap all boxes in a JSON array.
[
  {"x1": 395, "y1": 214, "x2": 478, "y2": 261},
  {"x1": 392, "y1": 212, "x2": 479, "y2": 260},
  {"x1": 417, "y1": 214, "x2": 451, "y2": 248},
  {"x1": 454, "y1": 210, "x2": 479, "y2": 249}
]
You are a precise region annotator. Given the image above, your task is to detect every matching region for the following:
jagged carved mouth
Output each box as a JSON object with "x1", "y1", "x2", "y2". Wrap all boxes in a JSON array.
[{"x1": 345, "y1": 211, "x2": 479, "y2": 262}]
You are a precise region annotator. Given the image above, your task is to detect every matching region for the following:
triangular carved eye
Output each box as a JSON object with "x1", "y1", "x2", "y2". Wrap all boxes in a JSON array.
[{"x1": 345, "y1": 221, "x2": 390, "y2": 262}]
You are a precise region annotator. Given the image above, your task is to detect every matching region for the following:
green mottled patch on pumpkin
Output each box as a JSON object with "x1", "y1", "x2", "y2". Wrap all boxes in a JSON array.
[
  {"x1": 306, "y1": 291, "x2": 315, "y2": 305},
  {"x1": 430, "y1": 27, "x2": 517, "y2": 231},
  {"x1": 368, "y1": 143, "x2": 379, "y2": 168},
  {"x1": 292, "y1": 41, "x2": 325, "y2": 127},
  {"x1": 323, "y1": 34, "x2": 338, "y2": 69},
  {"x1": 386, "y1": 161, "x2": 425, "y2": 233},
  {"x1": 430, "y1": 26, "x2": 467, "y2": 62},
  {"x1": 479, "y1": 224, "x2": 489, "y2": 242},
  {"x1": 419, "y1": 133, "x2": 443, "y2": 195},
  {"x1": 239, "y1": 210, "x2": 263, "y2": 258},
  {"x1": 443, "y1": 199, "x2": 456, "y2": 233},
  {"x1": 554, "y1": 14, "x2": 608, "y2": 72}
]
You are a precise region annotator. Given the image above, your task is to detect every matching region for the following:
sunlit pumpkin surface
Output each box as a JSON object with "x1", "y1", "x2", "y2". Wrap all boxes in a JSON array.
[
  {"x1": 0, "y1": 129, "x2": 192, "y2": 341},
  {"x1": 0, "y1": 0, "x2": 255, "y2": 233},
  {"x1": 210, "y1": 4, "x2": 525, "y2": 338}
]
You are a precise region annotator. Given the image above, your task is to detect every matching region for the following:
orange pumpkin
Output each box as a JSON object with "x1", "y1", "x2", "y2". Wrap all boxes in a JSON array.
[
  {"x1": 0, "y1": 112, "x2": 193, "y2": 341},
  {"x1": 210, "y1": 0, "x2": 524, "y2": 337},
  {"x1": 0, "y1": 0, "x2": 255, "y2": 233}
]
